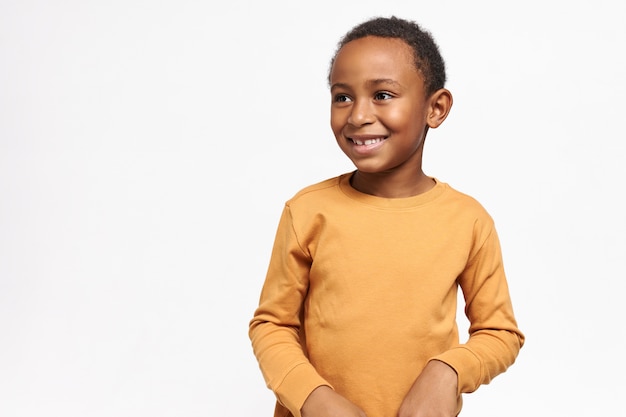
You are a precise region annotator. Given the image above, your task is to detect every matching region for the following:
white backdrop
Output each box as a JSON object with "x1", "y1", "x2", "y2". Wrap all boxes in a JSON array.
[{"x1": 1, "y1": 1, "x2": 625, "y2": 416}]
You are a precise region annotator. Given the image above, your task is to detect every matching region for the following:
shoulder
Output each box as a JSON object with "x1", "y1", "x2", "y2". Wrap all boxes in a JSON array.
[
  {"x1": 441, "y1": 182, "x2": 487, "y2": 209},
  {"x1": 437, "y1": 181, "x2": 496, "y2": 227},
  {"x1": 285, "y1": 173, "x2": 348, "y2": 209},
  {"x1": 291, "y1": 176, "x2": 341, "y2": 199}
]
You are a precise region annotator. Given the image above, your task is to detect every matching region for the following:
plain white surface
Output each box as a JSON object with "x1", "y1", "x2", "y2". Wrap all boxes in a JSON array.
[{"x1": 1, "y1": 1, "x2": 625, "y2": 415}]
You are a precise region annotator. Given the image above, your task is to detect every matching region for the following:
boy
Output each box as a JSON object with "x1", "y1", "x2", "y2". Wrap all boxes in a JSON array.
[{"x1": 249, "y1": 16, "x2": 524, "y2": 417}]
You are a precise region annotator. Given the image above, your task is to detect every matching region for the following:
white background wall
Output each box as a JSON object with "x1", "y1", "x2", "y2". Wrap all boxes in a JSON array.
[{"x1": 1, "y1": 1, "x2": 625, "y2": 416}]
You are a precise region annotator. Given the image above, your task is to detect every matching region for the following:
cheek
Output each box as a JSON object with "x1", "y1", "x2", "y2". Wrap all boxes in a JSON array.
[
  {"x1": 383, "y1": 107, "x2": 413, "y2": 130},
  {"x1": 389, "y1": 108, "x2": 429, "y2": 141},
  {"x1": 330, "y1": 111, "x2": 344, "y2": 137}
]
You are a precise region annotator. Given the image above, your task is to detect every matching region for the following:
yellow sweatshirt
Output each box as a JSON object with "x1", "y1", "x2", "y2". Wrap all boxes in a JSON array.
[{"x1": 249, "y1": 173, "x2": 524, "y2": 417}]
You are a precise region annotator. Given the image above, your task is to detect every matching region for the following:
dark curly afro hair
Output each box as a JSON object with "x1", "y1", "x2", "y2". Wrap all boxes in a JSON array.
[{"x1": 328, "y1": 16, "x2": 447, "y2": 96}]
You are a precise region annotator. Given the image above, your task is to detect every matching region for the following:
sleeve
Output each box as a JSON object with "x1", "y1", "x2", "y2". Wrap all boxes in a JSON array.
[
  {"x1": 248, "y1": 205, "x2": 331, "y2": 417},
  {"x1": 432, "y1": 221, "x2": 525, "y2": 394}
]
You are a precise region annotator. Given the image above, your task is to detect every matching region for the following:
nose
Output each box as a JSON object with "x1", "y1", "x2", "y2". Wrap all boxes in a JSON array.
[{"x1": 347, "y1": 99, "x2": 375, "y2": 127}]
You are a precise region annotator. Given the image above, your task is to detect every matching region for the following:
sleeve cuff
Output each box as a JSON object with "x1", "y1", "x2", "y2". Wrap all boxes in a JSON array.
[
  {"x1": 274, "y1": 363, "x2": 332, "y2": 417},
  {"x1": 432, "y1": 346, "x2": 482, "y2": 394}
]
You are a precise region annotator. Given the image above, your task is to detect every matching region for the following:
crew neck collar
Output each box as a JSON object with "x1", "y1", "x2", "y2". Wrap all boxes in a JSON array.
[{"x1": 338, "y1": 172, "x2": 446, "y2": 209}]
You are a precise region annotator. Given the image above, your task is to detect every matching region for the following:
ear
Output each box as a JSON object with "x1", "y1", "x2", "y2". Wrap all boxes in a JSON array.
[{"x1": 426, "y1": 88, "x2": 453, "y2": 129}]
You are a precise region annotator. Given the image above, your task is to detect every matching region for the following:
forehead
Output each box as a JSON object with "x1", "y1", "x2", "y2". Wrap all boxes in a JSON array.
[{"x1": 330, "y1": 36, "x2": 420, "y2": 84}]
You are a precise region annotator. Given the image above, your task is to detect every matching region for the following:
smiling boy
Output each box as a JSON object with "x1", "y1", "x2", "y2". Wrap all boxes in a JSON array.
[{"x1": 249, "y1": 16, "x2": 524, "y2": 417}]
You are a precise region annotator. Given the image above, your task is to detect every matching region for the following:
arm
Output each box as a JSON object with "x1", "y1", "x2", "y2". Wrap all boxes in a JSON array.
[
  {"x1": 249, "y1": 206, "x2": 345, "y2": 417},
  {"x1": 398, "y1": 223, "x2": 524, "y2": 416},
  {"x1": 434, "y1": 223, "x2": 524, "y2": 393}
]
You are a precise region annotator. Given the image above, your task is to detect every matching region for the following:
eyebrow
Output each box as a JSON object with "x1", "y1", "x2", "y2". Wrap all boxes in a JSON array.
[
  {"x1": 367, "y1": 78, "x2": 402, "y2": 88},
  {"x1": 331, "y1": 78, "x2": 403, "y2": 91}
]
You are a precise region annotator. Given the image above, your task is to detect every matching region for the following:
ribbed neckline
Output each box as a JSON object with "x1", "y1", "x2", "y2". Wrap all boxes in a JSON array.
[{"x1": 337, "y1": 171, "x2": 447, "y2": 209}]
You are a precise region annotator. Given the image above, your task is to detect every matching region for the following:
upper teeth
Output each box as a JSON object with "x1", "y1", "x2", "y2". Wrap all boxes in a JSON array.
[{"x1": 354, "y1": 138, "x2": 383, "y2": 145}]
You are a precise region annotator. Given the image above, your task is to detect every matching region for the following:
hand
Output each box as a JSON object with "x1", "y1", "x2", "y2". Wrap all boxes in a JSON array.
[
  {"x1": 301, "y1": 385, "x2": 367, "y2": 417},
  {"x1": 397, "y1": 360, "x2": 459, "y2": 417}
]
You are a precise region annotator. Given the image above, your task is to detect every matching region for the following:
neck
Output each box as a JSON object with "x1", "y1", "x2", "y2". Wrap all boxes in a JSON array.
[{"x1": 350, "y1": 170, "x2": 435, "y2": 198}]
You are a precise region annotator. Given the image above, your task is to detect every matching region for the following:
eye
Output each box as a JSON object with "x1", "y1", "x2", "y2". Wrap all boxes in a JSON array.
[
  {"x1": 374, "y1": 91, "x2": 393, "y2": 101},
  {"x1": 333, "y1": 93, "x2": 352, "y2": 103}
]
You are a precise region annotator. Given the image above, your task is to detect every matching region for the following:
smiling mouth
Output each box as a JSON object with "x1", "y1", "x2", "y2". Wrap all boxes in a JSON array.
[{"x1": 351, "y1": 137, "x2": 385, "y2": 145}]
